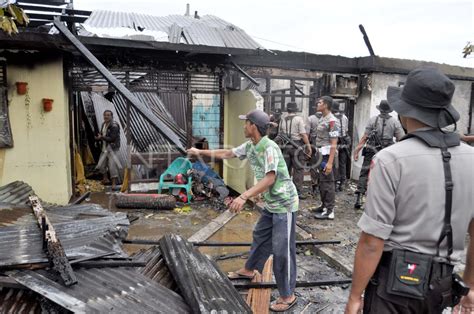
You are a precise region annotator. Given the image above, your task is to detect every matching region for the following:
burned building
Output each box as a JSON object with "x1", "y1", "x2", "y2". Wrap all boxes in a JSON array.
[{"x1": 0, "y1": 1, "x2": 473, "y2": 204}]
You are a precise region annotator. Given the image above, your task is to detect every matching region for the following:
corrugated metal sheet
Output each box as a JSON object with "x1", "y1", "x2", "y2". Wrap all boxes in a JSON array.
[
  {"x1": 8, "y1": 268, "x2": 191, "y2": 313},
  {"x1": 82, "y1": 10, "x2": 262, "y2": 49},
  {"x1": 0, "y1": 181, "x2": 34, "y2": 205},
  {"x1": 112, "y1": 92, "x2": 187, "y2": 153},
  {"x1": 159, "y1": 92, "x2": 188, "y2": 131},
  {"x1": 160, "y1": 234, "x2": 251, "y2": 313},
  {"x1": 0, "y1": 287, "x2": 42, "y2": 313},
  {"x1": 132, "y1": 246, "x2": 176, "y2": 290},
  {"x1": 0, "y1": 211, "x2": 129, "y2": 267}
]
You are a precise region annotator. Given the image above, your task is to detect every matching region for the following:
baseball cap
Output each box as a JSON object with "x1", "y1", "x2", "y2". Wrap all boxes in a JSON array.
[{"x1": 238, "y1": 109, "x2": 270, "y2": 128}]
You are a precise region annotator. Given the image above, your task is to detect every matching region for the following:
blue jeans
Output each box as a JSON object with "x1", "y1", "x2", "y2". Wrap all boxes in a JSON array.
[{"x1": 245, "y1": 209, "x2": 297, "y2": 297}]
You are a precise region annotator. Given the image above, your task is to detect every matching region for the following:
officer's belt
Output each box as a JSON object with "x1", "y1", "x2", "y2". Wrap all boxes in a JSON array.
[{"x1": 380, "y1": 251, "x2": 453, "y2": 276}]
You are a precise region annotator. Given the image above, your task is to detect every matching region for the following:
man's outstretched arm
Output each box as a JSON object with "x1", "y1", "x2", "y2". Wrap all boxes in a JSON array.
[{"x1": 187, "y1": 147, "x2": 235, "y2": 160}]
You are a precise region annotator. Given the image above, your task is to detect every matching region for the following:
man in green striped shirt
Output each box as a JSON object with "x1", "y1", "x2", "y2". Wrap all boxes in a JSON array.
[{"x1": 187, "y1": 109, "x2": 299, "y2": 312}]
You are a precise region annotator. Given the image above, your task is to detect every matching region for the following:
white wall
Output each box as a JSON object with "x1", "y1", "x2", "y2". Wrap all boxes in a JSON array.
[
  {"x1": 0, "y1": 57, "x2": 72, "y2": 204},
  {"x1": 352, "y1": 72, "x2": 473, "y2": 179}
]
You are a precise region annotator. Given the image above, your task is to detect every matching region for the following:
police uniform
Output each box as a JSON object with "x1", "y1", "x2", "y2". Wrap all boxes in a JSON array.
[
  {"x1": 356, "y1": 112, "x2": 404, "y2": 195},
  {"x1": 354, "y1": 67, "x2": 474, "y2": 313},
  {"x1": 307, "y1": 113, "x2": 320, "y2": 194},
  {"x1": 334, "y1": 112, "x2": 350, "y2": 189},
  {"x1": 278, "y1": 113, "x2": 307, "y2": 195},
  {"x1": 359, "y1": 133, "x2": 473, "y2": 312},
  {"x1": 314, "y1": 112, "x2": 339, "y2": 219}
]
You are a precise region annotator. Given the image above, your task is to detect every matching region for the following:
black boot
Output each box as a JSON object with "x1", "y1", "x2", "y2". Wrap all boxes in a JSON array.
[
  {"x1": 354, "y1": 192, "x2": 362, "y2": 209},
  {"x1": 338, "y1": 181, "x2": 345, "y2": 192}
]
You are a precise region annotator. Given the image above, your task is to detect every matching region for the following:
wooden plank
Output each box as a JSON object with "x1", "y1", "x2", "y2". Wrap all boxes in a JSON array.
[
  {"x1": 187, "y1": 210, "x2": 236, "y2": 242},
  {"x1": 258, "y1": 256, "x2": 273, "y2": 314}
]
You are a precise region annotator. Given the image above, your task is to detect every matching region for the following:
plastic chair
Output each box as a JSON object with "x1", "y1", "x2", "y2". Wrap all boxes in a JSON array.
[{"x1": 158, "y1": 157, "x2": 193, "y2": 203}]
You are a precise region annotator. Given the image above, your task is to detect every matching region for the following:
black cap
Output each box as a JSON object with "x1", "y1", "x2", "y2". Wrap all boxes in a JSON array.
[
  {"x1": 387, "y1": 67, "x2": 459, "y2": 128},
  {"x1": 376, "y1": 100, "x2": 392, "y2": 113},
  {"x1": 238, "y1": 109, "x2": 270, "y2": 128},
  {"x1": 286, "y1": 102, "x2": 298, "y2": 112}
]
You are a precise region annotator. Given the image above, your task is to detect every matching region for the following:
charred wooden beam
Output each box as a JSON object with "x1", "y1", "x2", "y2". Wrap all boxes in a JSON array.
[
  {"x1": 359, "y1": 24, "x2": 375, "y2": 57},
  {"x1": 231, "y1": 61, "x2": 259, "y2": 86},
  {"x1": 29, "y1": 195, "x2": 77, "y2": 286}
]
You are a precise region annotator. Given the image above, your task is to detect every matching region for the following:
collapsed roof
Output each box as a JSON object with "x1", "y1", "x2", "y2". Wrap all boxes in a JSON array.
[{"x1": 80, "y1": 10, "x2": 263, "y2": 50}]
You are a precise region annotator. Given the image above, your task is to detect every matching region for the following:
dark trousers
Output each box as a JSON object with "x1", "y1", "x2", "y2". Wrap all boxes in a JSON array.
[
  {"x1": 364, "y1": 256, "x2": 457, "y2": 313},
  {"x1": 245, "y1": 209, "x2": 297, "y2": 297},
  {"x1": 282, "y1": 144, "x2": 305, "y2": 193},
  {"x1": 356, "y1": 152, "x2": 374, "y2": 194},
  {"x1": 335, "y1": 147, "x2": 349, "y2": 183},
  {"x1": 318, "y1": 155, "x2": 335, "y2": 210},
  {"x1": 309, "y1": 150, "x2": 321, "y2": 190}
]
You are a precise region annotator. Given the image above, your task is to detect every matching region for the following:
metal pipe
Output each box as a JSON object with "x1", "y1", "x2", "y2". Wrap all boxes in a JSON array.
[
  {"x1": 123, "y1": 239, "x2": 341, "y2": 246},
  {"x1": 233, "y1": 279, "x2": 352, "y2": 289}
]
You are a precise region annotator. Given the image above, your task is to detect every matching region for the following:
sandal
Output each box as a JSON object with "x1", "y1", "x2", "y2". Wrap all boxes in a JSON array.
[
  {"x1": 270, "y1": 296, "x2": 298, "y2": 312},
  {"x1": 227, "y1": 271, "x2": 255, "y2": 280}
]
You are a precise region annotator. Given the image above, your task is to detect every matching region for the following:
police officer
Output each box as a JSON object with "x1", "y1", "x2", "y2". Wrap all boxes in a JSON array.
[
  {"x1": 267, "y1": 108, "x2": 282, "y2": 140},
  {"x1": 278, "y1": 102, "x2": 311, "y2": 199},
  {"x1": 353, "y1": 100, "x2": 404, "y2": 208},
  {"x1": 345, "y1": 67, "x2": 474, "y2": 314},
  {"x1": 314, "y1": 96, "x2": 339, "y2": 220},
  {"x1": 307, "y1": 110, "x2": 321, "y2": 196},
  {"x1": 333, "y1": 101, "x2": 350, "y2": 192}
]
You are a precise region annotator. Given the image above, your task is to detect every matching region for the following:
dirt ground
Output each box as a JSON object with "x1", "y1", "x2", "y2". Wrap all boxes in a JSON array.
[
  {"x1": 297, "y1": 180, "x2": 363, "y2": 264},
  {"x1": 55, "y1": 179, "x2": 467, "y2": 313},
  {"x1": 85, "y1": 188, "x2": 353, "y2": 313}
]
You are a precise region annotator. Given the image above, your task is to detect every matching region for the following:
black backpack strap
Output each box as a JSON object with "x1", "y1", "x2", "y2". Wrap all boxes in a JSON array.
[
  {"x1": 381, "y1": 117, "x2": 386, "y2": 140},
  {"x1": 403, "y1": 130, "x2": 460, "y2": 260},
  {"x1": 437, "y1": 145, "x2": 453, "y2": 257}
]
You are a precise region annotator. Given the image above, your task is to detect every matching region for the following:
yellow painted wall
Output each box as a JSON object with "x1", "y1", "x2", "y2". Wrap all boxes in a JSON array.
[
  {"x1": 223, "y1": 90, "x2": 258, "y2": 193},
  {"x1": 0, "y1": 57, "x2": 72, "y2": 204}
]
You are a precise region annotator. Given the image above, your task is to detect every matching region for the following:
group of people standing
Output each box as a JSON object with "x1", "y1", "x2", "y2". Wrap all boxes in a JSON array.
[
  {"x1": 269, "y1": 94, "x2": 404, "y2": 220},
  {"x1": 187, "y1": 67, "x2": 473, "y2": 313}
]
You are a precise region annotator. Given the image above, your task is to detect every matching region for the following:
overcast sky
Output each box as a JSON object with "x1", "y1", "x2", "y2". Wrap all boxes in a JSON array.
[{"x1": 75, "y1": 0, "x2": 473, "y2": 68}]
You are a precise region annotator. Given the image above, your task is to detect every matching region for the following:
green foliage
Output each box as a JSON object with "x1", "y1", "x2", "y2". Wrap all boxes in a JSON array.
[{"x1": 0, "y1": 4, "x2": 29, "y2": 35}]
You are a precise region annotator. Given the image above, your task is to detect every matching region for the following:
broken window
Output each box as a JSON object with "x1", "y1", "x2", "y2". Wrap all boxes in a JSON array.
[{"x1": 0, "y1": 60, "x2": 13, "y2": 148}]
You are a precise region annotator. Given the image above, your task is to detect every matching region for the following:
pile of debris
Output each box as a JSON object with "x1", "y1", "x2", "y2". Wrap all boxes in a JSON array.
[{"x1": 0, "y1": 182, "x2": 249, "y2": 313}]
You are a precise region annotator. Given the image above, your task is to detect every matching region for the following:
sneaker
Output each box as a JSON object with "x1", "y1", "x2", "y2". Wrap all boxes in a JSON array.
[
  {"x1": 313, "y1": 205, "x2": 325, "y2": 214},
  {"x1": 315, "y1": 208, "x2": 334, "y2": 220}
]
